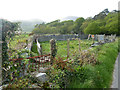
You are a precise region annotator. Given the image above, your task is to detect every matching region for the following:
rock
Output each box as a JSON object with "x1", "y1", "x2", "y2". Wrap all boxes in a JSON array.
[
  {"x1": 91, "y1": 42, "x2": 100, "y2": 47},
  {"x1": 0, "y1": 84, "x2": 9, "y2": 89},
  {"x1": 31, "y1": 71, "x2": 49, "y2": 83},
  {"x1": 35, "y1": 73, "x2": 48, "y2": 83},
  {"x1": 39, "y1": 67, "x2": 47, "y2": 73},
  {"x1": 39, "y1": 66, "x2": 50, "y2": 72},
  {"x1": 31, "y1": 84, "x2": 40, "y2": 88}
]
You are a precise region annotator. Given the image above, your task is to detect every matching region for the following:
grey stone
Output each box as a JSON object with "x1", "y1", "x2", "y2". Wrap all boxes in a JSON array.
[
  {"x1": 36, "y1": 34, "x2": 87, "y2": 42},
  {"x1": 91, "y1": 42, "x2": 99, "y2": 47},
  {"x1": 104, "y1": 34, "x2": 116, "y2": 43},
  {"x1": 30, "y1": 71, "x2": 49, "y2": 83},
  {"x1": 97, "y1": 35, "x2": 105, "y2": 43},
  {"x1": 39, "y1": 67, "x2": 48, "y2": 72},
  {"x1": 35, "y1": 73, "x2": 48, "y2": 83},
  {"x1": 0, "y1": 84, "x2": 9, "y2": 90}
]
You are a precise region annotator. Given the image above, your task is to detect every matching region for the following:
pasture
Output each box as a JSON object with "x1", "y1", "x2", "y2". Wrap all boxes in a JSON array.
[
  {"x1": 41, "y1": 39, "x2": 93, "y2": 58},
  {"x1": 8, "y1": 34, "x2": 29, "y2": 50}
]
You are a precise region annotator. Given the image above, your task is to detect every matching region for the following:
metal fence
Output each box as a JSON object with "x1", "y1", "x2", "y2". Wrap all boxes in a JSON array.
[{"x1": 8, "y1": 54, "x2": 51, "y2": 80}]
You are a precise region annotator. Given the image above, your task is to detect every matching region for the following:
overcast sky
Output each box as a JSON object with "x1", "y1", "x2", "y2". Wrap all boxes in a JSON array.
[{"x1": 0, "y1": 0, "x2": 119, "y2": 22}]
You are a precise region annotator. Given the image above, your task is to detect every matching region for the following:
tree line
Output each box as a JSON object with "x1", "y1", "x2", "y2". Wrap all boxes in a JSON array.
[{"x1": 32, "y1": 9, "x2": 119, "y2": 35}]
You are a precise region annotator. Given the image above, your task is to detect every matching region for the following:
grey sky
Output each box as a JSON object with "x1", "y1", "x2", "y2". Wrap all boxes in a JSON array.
[{"x1": 0, "y1": 0, "x2": 119, "y2": 22}]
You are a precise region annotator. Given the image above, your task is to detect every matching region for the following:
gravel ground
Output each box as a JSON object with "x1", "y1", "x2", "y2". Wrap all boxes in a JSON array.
[{"x1": 111, "y1": 52, "x2": 120, "y2": 89}]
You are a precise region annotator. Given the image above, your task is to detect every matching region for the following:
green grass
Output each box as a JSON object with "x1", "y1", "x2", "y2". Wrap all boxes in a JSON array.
[
  {"x1": 67, "y1": 40, "x2": 118, "y2": 88},
  {"x1": 31, "y1": 42, "x2": 39, "y2": 55},
  {"x1": 9, "y1": 34, "x2": 29, "y2": 49},
  {"x1": 41, "y1": 39, "x2": 93, "y2": 58}
]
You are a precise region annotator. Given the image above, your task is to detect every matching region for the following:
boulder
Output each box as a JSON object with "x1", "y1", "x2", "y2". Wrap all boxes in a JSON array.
[
  {"x1": 35, "y1": 73, "x2": 48, "y2": 83},
  {"x1": 31, "y1": 72, "x2": 49, "y2": 83}
]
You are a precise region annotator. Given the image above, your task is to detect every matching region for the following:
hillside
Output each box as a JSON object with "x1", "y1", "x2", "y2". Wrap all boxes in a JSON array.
[{"x1": 14, "y1": 19, "x2": 44, "y2": 32}]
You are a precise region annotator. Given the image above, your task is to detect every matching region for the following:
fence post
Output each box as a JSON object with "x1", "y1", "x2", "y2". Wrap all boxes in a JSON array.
[
  {"x1": 67, "y1": 39, "x2": 70, "y2": 58},
  {"x1": 50, "y1": 39, "x2": 57, "y2": 65},
  {"x1": 78, "y1": 38, "x2": 81, "y2": 55}
]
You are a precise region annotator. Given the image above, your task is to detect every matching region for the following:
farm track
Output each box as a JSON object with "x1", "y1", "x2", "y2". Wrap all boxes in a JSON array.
[{"x1": 111, "y1": 52, "x2": 120, "y2": 89}]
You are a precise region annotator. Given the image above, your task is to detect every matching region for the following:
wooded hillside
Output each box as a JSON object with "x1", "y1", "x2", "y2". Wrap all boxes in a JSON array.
[{"x1": 32, "y1": 9, "x2": 119, "y2": 35}]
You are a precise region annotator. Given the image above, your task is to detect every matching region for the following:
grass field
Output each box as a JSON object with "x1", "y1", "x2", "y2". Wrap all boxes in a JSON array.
[
  {"x1": 41, "y1": 39, "x2": 93, "y2": 59},
  {"x1": 8, "y1": 34, "x2": 93, "y2": 59},
  {"x1": 8, "y1": 34, "x2": 29, "y2": 50}
]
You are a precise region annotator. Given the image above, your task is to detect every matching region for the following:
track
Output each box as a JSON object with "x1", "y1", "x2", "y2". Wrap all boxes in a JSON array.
[{"x1": 111, "y1": 52, "x2": 120, "y2": 89}]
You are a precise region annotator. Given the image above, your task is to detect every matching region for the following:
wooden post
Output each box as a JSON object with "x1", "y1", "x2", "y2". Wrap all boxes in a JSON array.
[
  {"x1": 50, "y1": 39, "x2": 57, "y2": 65},
  {"x1": 67, "y1": 39, "x2": 70, "y2": 58},
  {"x1": 78, "y1": 38, "x2": 81, "y2": 55}
]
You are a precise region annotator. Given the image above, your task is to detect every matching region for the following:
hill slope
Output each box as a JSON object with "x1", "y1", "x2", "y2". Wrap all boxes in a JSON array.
[{"x1": 14, "y1": 19, "x2": 44, "y2": 32}]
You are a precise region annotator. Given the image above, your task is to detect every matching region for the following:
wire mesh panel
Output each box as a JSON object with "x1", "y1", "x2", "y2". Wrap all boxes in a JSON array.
[
  {"x1": 7, "y1": 59, "x2": 26, "y2": 81},
  {"x1": 9, "y1": 54, "x2": 51, "y2": 79}
]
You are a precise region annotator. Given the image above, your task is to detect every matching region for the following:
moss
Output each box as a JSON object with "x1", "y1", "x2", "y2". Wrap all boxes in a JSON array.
[{"x1": 31, "y1": 42, "x2": 39, "y2": 55}]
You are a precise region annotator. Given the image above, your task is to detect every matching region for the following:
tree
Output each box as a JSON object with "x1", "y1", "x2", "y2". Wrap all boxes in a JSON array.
[
  {"x1": 93, "y1": 8, "x2": 109, "y2": 20},
  {"x1": 80, "y1": 17, "x2": 93, "y2": 34},
  {"x1": 84, "y1": 9, "x2": 118, "y2": 35},
  {"x1": 84, "y1": 20, "x2": 105, "y2": 34},
  {"x1": 32, "y1": 9, "x2": 118, "y2": 35},
  {"x1": 59, "y1": 20, "x2": 74, "y2": 34},
  {"x1": 73, "y1": 17, "x2": 85, "y2": 34},
  {"x1": 105, "y1": 12, "x2": 118, "y2": 35}
]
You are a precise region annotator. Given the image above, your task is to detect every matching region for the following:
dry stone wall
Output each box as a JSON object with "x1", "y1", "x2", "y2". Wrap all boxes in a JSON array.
[{"x1": 34, "y1": 34, "x2": 88, "y2": 42}]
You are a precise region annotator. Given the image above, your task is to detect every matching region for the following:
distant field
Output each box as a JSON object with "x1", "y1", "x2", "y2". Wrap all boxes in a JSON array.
[
  {"x1": 8, "y1": 33, "x2": 93, "y2": 59},
  {"x1": 41, "y1": 39, "x2": 93, "y2": 59},
  {"x1": 8, "y1": 34, "x2": 29, "y2": 50},
  {"x1": 8, "y1": 33, "x2": 92, "y2": 53}
]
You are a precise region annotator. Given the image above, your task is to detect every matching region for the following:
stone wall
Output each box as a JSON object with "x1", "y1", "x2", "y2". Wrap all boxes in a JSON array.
[
  {"x1": 34, "y1": 34, "x2": 88, "y2": 42},
  {"x1": 94, "y1": 34, "x2": 116, "y2": 43}
]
